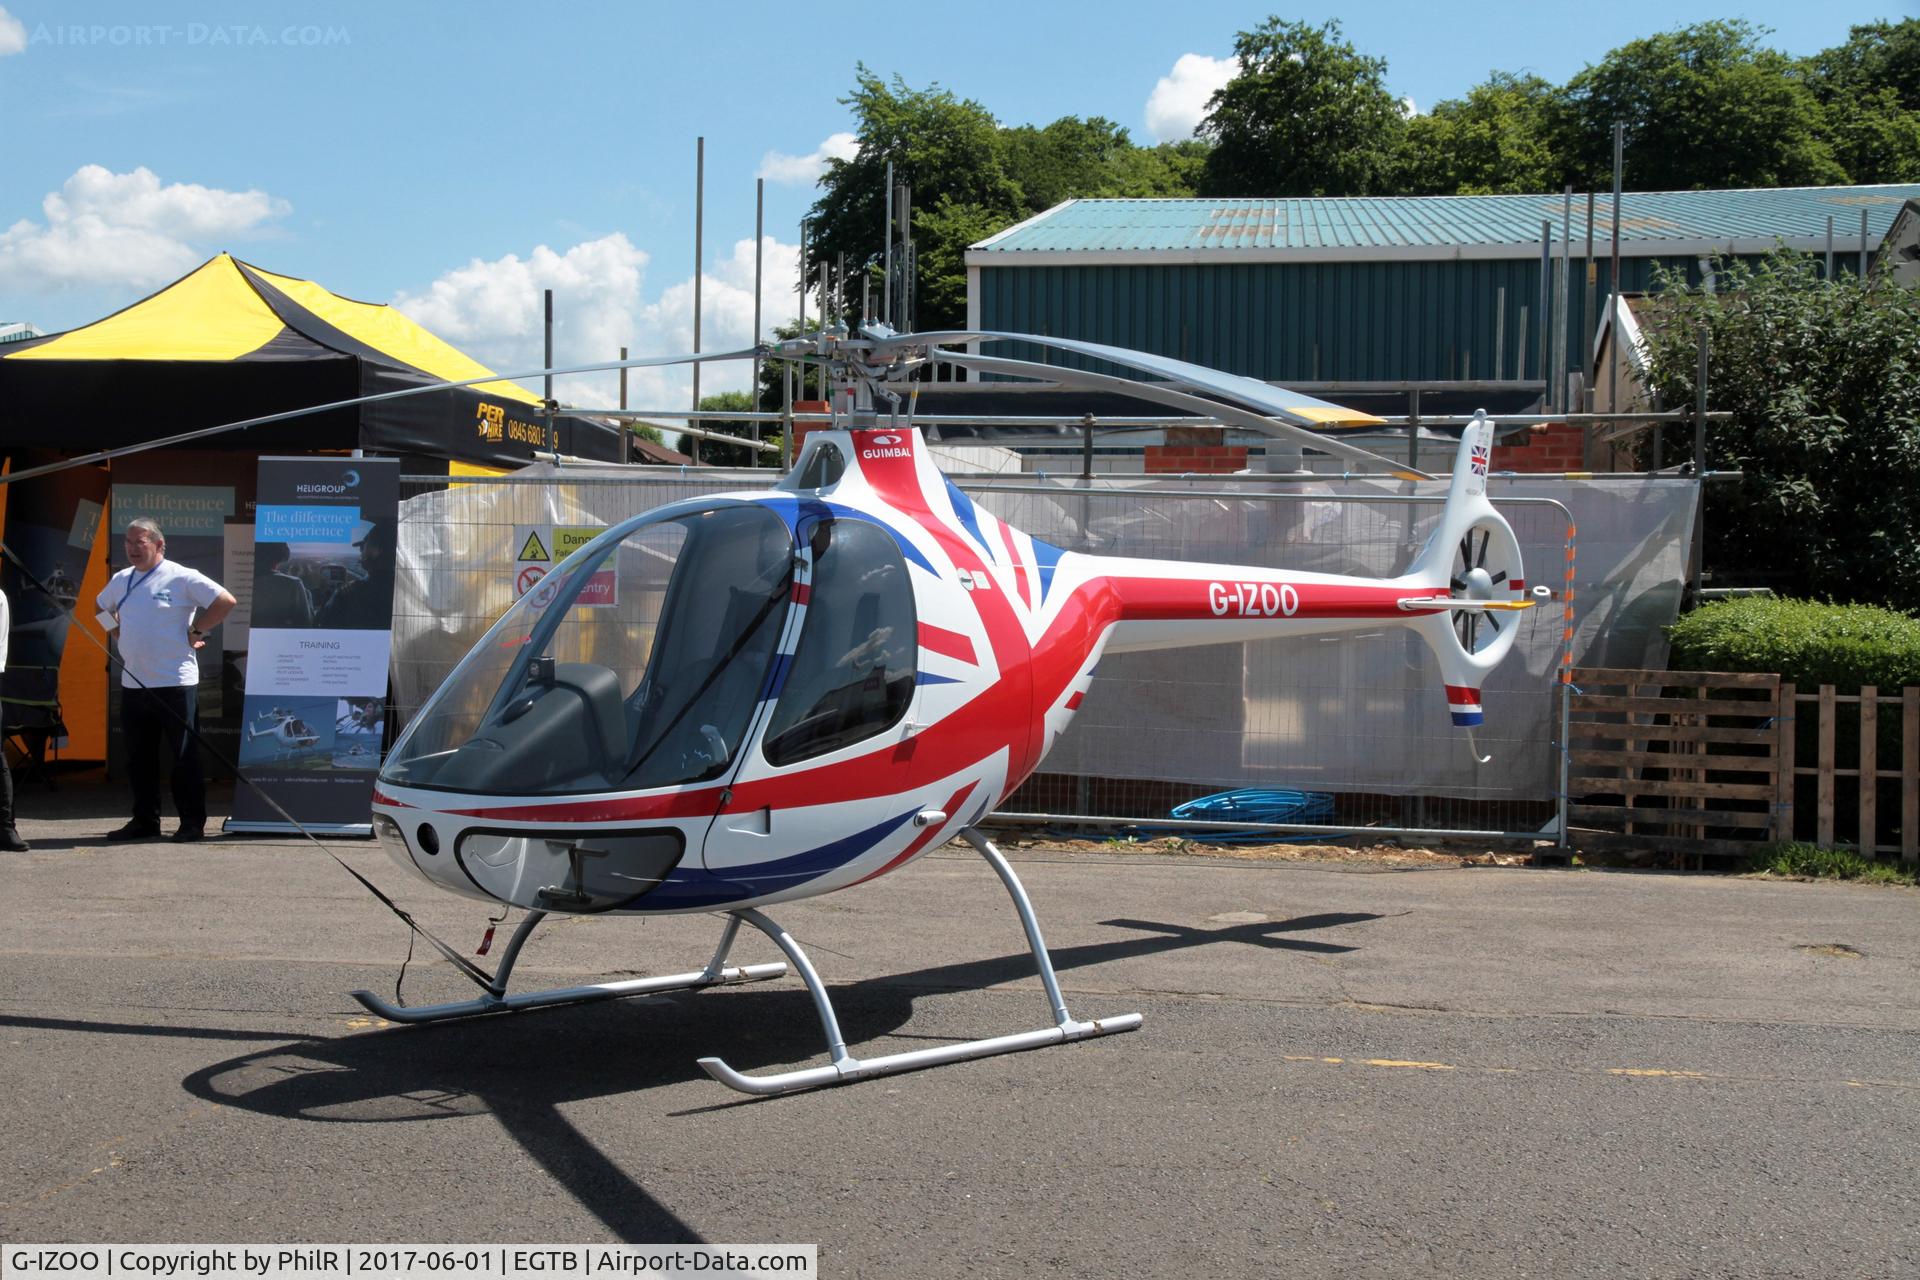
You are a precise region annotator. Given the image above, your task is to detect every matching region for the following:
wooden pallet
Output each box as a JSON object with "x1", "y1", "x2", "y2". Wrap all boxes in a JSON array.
[
  {"x1": 1791, "y1": 685, "x2": 1920, "y2": 865},
  {"x1": 1565, "y1": 667, "x2": 1786, "y2": 856}
]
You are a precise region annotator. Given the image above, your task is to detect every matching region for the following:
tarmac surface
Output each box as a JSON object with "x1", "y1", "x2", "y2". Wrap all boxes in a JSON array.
[{"x1": 2, "y1": 780, "x2": 1918, "y2": 1278}]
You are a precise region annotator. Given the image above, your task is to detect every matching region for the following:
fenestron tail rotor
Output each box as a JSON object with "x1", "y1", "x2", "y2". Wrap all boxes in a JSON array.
[
  {"x1": 1397, "y1": 411, "x2": 1534, "y2": 756},
  {"x1": 1447, "y1": 517, "x2": 1525, "y2": 657}
]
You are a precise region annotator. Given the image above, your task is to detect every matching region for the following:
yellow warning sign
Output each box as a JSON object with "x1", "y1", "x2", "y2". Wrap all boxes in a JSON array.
[
  {"x1": 517, "y1": 529, "x2": 550, "y2": 562},
  {"x1": 554, "y1": 526, "x2": 600, "y2": 557}
]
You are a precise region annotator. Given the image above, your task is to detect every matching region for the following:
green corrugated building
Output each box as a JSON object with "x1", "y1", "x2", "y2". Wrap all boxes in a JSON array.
[{"x1": 964, "y1": 184, "x2": 1920, "y2": 388}]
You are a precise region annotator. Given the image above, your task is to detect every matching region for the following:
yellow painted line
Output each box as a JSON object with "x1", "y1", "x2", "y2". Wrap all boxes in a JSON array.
[
  {"x1": 15, "y1": 1104, "x2": 219, "y2": 1208},
  {"x1": 1277, "y1": 1055, "x2": 1919, "y2": 1091},
  {"x1": 1363, "y1": 1059, "x2": 1456, "y2": 1071},
  {"x1": 345, "y1": 1016, "x2": 391, "y2": 1030}
]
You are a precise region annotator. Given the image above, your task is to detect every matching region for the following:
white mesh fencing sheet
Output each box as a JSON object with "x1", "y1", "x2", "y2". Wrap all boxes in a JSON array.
[
  {"x1": 985, "y1": 475, "x2": 1694, "y2": 803},
  {"x1": 394, "y1": 466, "x2": 1695, "y2": 814}
]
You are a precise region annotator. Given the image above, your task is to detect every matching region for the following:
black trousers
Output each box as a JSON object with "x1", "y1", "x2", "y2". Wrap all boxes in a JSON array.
[{"x1": 122, "y1": 686, "x2": 205, "y2": 829}]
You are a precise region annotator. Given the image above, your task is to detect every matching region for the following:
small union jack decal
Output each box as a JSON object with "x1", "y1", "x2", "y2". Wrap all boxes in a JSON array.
[{"x1": 1469, "y1": 443, "x2": 1490, "y2": 476}]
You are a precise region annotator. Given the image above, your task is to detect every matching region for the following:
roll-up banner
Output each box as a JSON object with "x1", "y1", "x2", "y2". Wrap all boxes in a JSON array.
[{"x1": 227, "y1": 457, "x2": 398, "y2": 835}]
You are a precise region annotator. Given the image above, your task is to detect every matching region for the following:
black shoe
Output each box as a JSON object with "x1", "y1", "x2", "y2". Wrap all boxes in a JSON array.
[
  {"x1": 0, "y1": 828, "x2": 28, "y2": 852},
  {"x1": 171, "y1": 826, "x2": 206, "y2": 843},
  {"x1": 107, "y1": 821, "x2": 162, "y2": 842}
]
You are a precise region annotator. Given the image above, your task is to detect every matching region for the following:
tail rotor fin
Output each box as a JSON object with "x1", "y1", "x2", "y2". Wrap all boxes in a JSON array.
[{"x1": 1404, "y1": 412, "x2": 1530, "y2": 757}]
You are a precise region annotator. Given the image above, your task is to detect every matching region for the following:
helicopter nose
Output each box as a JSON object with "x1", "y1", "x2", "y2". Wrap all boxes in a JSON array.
[
  {"x1": 371, "y1": 810, "x2": 446, "y2": 885},
  {"x1": 371, "y1": 799, "x2": 690, "y2": 913}
]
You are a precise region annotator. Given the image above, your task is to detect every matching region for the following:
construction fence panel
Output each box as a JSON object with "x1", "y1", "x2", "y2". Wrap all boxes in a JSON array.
[{"x1": 394, "y1": 467, "x2": 1695, "y2": 839}]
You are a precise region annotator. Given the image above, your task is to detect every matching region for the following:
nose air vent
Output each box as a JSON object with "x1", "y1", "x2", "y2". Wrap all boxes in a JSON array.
[{"x1": 416, "y1": 824, "x2": 441, "y2": 855}]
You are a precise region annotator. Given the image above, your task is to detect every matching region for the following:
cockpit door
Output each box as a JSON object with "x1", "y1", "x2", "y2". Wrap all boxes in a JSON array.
[{"x1": 701, "y1": 517, "x2": 926, "y2": 889}]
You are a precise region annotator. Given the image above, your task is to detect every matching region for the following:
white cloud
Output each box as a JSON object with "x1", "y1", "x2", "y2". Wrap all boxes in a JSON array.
[
  {"x1": 1401, "y1": 96, "x2": 1420, "y2": 118},
  {"x1": 392, "y1": 233, "x2": 804, "y2": 410},
  {"x1": 756, "y1": 132, "x2": 858, "y2": 186},
  {"x1": 0, "y1": 7, "x2": 26, "y2": 56},
  {"x1": 1145, "y1": 53, "x2": 1240, "y2": 143},
  {"x1": 0, "y1": 164, "x2": 290, "y2": 291}
]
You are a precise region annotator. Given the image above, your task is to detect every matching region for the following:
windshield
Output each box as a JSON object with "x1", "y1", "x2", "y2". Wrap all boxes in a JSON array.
[{"x1": 382, "y1": 502, "x2": 794, "y2": 795}]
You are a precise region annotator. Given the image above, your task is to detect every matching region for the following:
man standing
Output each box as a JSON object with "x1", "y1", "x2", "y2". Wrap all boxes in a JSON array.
[{"x1": 98, "y1": 518, "x2": 237, "y2": 842}]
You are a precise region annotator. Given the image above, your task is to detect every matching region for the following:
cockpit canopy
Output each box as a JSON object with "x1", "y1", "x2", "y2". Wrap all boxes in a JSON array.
[{"x1": 382, "y1": 498, "x2": 918, "y2": 798}]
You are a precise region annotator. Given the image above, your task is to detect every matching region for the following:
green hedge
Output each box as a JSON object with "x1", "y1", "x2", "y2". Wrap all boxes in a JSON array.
[{"x1": 1668, "y1": 597, "x2": 1920, "y2": 692}]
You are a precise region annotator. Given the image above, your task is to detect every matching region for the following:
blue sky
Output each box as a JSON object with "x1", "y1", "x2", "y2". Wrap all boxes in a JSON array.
[{"x1": 0, "y1": 1, "x2": 1898, "y2": 407}]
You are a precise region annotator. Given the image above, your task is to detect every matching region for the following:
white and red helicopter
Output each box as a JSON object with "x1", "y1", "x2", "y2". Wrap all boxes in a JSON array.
[
  {"x1": 246, "y1": 707, "x2": 323, "y2": 752},
  {"x1": 361, "y1": 326, "x2": 1537, "y2": 1094}
]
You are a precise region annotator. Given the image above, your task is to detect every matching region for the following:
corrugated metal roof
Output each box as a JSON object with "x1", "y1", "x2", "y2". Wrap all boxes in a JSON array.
[{"x1": 971, "y1": 185, "x2": 1920, "y2": 257}]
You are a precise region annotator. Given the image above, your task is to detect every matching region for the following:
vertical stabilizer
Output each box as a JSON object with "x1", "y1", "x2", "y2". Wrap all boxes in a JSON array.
[{"x1": 1404, "y1": 413, "x2": 1529, "y2": 737}]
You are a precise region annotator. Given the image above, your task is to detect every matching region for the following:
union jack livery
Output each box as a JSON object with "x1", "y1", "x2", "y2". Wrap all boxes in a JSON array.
[{"x1": 360, "y1": 326, "x2": 1535, "y2": 1093}]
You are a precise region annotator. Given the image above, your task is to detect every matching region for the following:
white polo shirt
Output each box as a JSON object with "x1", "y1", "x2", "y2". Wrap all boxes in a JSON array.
[{"x1": 97, "y1": 559, "x2": 224, "y2": 689}]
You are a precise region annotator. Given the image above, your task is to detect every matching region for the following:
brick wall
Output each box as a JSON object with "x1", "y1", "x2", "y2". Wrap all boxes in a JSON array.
[
  {"x1": 789, "y1": 401, "x2": 831, "y2": 456},
  {"x1": 1492, "y1": 421, "x2": 1587, "y2": 474},
  {"x1": 1144, "y1": 425, "x2": 1249, "y2": 475}
]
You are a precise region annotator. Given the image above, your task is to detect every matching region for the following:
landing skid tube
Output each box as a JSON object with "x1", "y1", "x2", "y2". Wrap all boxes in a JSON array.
[
  {"x1": 350, "y1": 911, "x2": 788, "y2": 1024},
  {"x1": 697, "y1": 829, "x2": 1143, "y2": 1096}
]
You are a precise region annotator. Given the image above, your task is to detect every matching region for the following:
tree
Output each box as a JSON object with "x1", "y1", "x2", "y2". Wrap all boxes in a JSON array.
[
  {"x1": 1803, "y1": 19, "x2": 1920, "y2": 183},
  {"x1": 1001, "y1": 116, "x2": 1134, "y2": 213},
  {"x1": 1001, "y1": 117, "x2": 1207, "y2": 209},
  {"x1": 1805, "y1": 18, "x2": 1920, "y2": 108},
  {"x1": 804, "y1": 67, "x2": 1022, "y2": 332},
  {"x1": 1110, "y1": 139, "x2": 1211, "y2": 197},
  {"x1": 1817, "y1": 90, "x2": 1920, "y2": 183},
  {"x1": 907, "y1": 195, "x2": 1012, "y2": 335},
  {"x1": 679, "y1": 391, "x2": 774, "y2": 468},
  {"x1": 1555, "y1": 21, "x2": 1844, "y2": 191},
  {"x1": 803, "y1": 71, "x2": 1206, "y2": 335},
  {"x1": 756, "y1": 318, "x2": 830, "y2": 409},
  {"x1": 1197, "y1": 18, "x2": 1406, "y2": 196},
  {"x1": 1397, "y1": 73, "x2": 1560, "y2": 195},
  {"x1": 1638, "y1": 252, "x2": 1920, "y2": 609}
]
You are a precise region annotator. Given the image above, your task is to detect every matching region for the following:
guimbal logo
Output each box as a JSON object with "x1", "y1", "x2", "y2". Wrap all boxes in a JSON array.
[{"x1": 861, "y1": 433, "x2": 910, "y2": 460}]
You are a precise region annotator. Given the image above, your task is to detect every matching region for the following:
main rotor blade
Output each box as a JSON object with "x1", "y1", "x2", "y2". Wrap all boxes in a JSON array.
[
  {"x1": 0, "y1": 346, "x2": 761, "y2": 488},
  {"x1": 879, "y1": 329, "x2": 1386, "y2": 430},
  {"x1": 940, "y1": 351, "x2": 1430, "y2": 480}
]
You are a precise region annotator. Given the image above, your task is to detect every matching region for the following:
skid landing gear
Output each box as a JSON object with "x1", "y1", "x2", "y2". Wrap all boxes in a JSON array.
[
  {"x1": 349, "y1": 911, "x2": 788, "y2": 1023},
  {"x1": 697, "y1": 829, "x2": 1143, "y2": 1095},
  {"x1": 351, "y1": 831, "x2": 1141, "y2": 1094}
]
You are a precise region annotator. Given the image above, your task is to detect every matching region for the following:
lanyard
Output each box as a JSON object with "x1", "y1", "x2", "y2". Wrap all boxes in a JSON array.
[{"x1": 118, "y1": 565, "x2": 159, "y2": 610}]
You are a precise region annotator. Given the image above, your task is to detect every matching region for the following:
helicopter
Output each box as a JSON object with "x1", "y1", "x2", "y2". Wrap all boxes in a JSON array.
[
  {"x1": 245, "y1": 706, "x2": 323, "y2": 751},
  {"x1": 359, "y1": 325, "x2": 1539, "y2": 1095}
]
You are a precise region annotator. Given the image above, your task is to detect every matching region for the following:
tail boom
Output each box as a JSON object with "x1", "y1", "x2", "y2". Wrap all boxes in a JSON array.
[
  {"x1": 1091, "y1": 562, "x2": 1448, "y2": 654},
  {"x1": 1044, "y1": 411, "x2": 1529, "y2": 746}
]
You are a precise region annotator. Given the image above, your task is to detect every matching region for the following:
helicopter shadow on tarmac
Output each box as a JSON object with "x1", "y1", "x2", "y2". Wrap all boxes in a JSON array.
[{"x1": 161, "y1": 910, "x2": 1378, "y2": 1240}]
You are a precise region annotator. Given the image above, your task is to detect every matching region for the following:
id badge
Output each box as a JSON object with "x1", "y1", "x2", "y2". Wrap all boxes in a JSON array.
[{"x1": 97, "y1": 609, "x2": 118, "y2": 632}]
